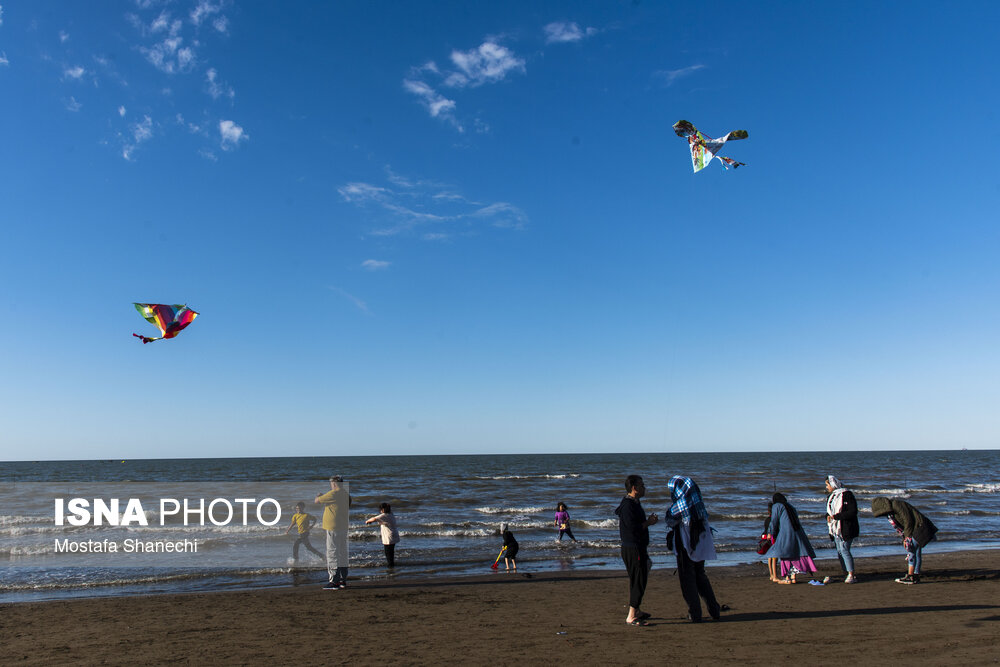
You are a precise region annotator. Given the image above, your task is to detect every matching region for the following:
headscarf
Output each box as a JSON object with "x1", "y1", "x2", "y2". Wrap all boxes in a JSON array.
[
  {"x1": 667, "y1": 476, "x2": 708, "y2": 523},
  {"x1": 771, "y1": 492, "x2": 802, "y2": 532},
  {"x1": 826, "y1": 476, "x2": 847, "y2": 537}
]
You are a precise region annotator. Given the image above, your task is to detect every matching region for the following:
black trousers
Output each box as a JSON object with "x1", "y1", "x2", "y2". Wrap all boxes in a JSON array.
[
  {"x1": 621, "y1": 545, "x2": 649, "y2": 609},
  {"x1": 292, "y1": 532, "x2": 323, "y2": 560},
  {"x1": 558, "y1": 526, "x2": 577, "y2": 541},
  {"x1": 675, "y1": 544, "x2": 720, "y2": 621},
  {"x1": 384, "y1": 544, "x2": 396, "y2": 568}
]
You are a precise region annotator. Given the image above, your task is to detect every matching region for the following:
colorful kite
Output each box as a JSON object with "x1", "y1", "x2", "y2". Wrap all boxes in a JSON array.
[
  {"x1": 132, "y1": 303, "x2": 199, "y2": 344},
  {"x1": 673, "y1": 120, "x2": 748, "y2": 172}
]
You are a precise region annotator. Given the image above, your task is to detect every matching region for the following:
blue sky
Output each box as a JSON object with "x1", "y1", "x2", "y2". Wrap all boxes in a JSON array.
[{"x1": 1, "y1": 1, "x2": 998, "y2": 460}]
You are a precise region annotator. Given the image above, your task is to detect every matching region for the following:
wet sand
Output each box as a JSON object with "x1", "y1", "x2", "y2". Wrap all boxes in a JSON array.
[{"x1": 2, "y1": 549, "x2": 998, "y2": 665}]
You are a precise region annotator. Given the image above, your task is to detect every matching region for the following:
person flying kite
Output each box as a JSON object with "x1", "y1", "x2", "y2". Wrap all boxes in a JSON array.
[
  {"x1": 673, "y1": 120, "x2": 748, "y2": 172},
  {"x1": 132, "y1": 303, "x2": 199, "y2": 344}
]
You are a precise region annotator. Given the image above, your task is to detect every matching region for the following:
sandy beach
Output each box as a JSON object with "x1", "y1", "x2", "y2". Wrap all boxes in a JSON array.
[{"x1": 2, "y1": 549, "x2": 998, "y2": 665}]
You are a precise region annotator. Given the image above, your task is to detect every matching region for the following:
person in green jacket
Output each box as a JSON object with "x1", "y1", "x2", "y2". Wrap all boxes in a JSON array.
[{"x1": 871, "y1": 497, "x2": 938, "y2": 585}]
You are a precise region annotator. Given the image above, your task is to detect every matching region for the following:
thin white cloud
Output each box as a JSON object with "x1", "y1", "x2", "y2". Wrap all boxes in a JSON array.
[
  {"x1": 132, "y1": 115, "x2": 153, "y2": 142},
  {"x1": 191, "y1": 1, "x2": 222, "y2": 27},
  {"x1": 177, "y1": 47, "x2": 195, "y2": 70},
  {"x1": 63, "y1": 65, "x2": 86, "y2": 80},
  {"x1": 150, "y1": 11, "x2": 179, "y2": 35},
  {"x1": 122, "y1": 115, "x2": 153, "y2": 160},
  {"x1": 654, "y1": 64, "x2": 706, "y2": 86},
  {"x1": 470, "y1": 202, "x2": 527, "y2": 229},
  {"x1": 139, "y1": 13, "x2": 195, "y2": 74},
  {"x1": 59, "y1": 30, "x2": 69, "y2": 43},
  {"x1": 444, "y1": 41, "x2": 525, "y2": 88},
  {"x1": 339, "y1": 170, "x2": 527, "y2": 238},
  {"x1": 402, "y1": 79, "x2": 460, "y2": 130},
  {"x1": 141, "y1": 37, "x2": 192, "y2": 73},
  {"x1": 213, "y1": 16, "x2": 228, "y2": 34},
  {"x1": 219, "y1": 119, "x2": 247, "y2": 149},
  {"x1": 338, "y1": 182, "x2": 389, "y2": 203},
  {"x1": 543, "y1": 21, "x2": 597, "y2": 44},
  {"x1": 0, "y1": 5, "x2": 4, "y2": 27},
  {"x1": 328, "y1": 287, "x2": 370, "y2": 314},
  {"x1": 118, "y1": 105, "x2": 126, "y2": 117},
  {"x1": 361, "y1": 259, "x2": 390, "y2": 271},
  {"x1": 405, "y1": 39, "x2": 524, "y2": 131},
  {"x1": 0, "y1": 52, "x2": 8, "y2": 67},
  {"x1": 64, "y1": 96, "x2": 82, "y2": 112},
  {"x1": 206, "y1": 68, "x2": 234, "y2": 100}
]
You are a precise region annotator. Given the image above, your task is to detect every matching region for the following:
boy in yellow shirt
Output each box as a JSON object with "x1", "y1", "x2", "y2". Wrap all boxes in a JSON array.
[{"x1": 284, "y1": 502, "x2": 323, "y2": 562}]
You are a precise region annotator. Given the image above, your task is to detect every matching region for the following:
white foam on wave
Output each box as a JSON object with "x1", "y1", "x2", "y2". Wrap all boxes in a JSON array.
[
  {"x1": 474, "y1": 474, "x2": 580, "y2": 480},
  {"x1": 474, "y1": 506, "x2": 547, "y2": 515},
  {"x1": 963, "y1": 483, "x2": 1000, "y2": 493},
  {"x1": 0, "y1": 515, "x2": 49, "y2": 526}
]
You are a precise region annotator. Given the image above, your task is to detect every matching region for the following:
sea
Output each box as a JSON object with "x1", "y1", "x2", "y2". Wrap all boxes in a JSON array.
[{"x1": 1, "y1": 450, "x2": 998, "y2": 603}]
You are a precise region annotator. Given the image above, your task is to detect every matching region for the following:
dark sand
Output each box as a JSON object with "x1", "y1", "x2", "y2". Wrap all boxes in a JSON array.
[{"x1": 2, "y1": 550, "x2": 998, "y2": 665}]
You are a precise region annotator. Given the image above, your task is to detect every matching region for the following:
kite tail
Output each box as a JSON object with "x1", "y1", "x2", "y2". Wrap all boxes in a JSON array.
[
  {"x1": 718, "y1": 156, "x2": 746, "y2": 170},
  {"x1": 132, "y1": 333, "x2": 156, "y2": 344}
]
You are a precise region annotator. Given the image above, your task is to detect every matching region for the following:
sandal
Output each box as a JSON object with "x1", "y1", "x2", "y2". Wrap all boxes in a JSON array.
[{"x1": 626, "y1": 618, "x2": 649, "y2": 626}]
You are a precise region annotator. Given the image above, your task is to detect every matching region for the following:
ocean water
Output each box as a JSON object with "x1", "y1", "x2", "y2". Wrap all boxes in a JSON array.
[{"x1": 1, "y1": 450, "x2": 998, "y2": 602}]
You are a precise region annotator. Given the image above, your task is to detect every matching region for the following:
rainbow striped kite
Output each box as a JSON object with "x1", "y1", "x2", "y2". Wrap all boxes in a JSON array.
[{"x1": 132, "y1": 303, "x2": 199, "y2": 344}]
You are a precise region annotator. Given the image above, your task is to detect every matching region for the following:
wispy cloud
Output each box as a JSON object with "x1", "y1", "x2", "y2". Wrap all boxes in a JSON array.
[
  {"x1": 212, "y1": 16, "x2": 228, "y2": 34},
  {"x1": 59, "y1": 30, "x2": 69, "y2": 43},
  {"x1": 653, "y1": 64, "x2": 706, "y2": 86},
  {"x1": 118, "y1": 105, "x2": 126, "y2": 117},
  {"x1": 137, "y1": 11, "x2": 198, "y2": 74},
  {"x1": 122, "y1": 115, "x2": 153, "y2": 160},
  {"x1": 219, "y1": 119, "x2": 247, "y2": 149},
  {"x1": 543, "y1": 21, "x2": 597, "y2": 44},
  {"x1": 0, "y1": 52, "x2": 8, "y2": 67},
  {"x1": 0, "y1": 5, "x2": 4, "y2": 27},
  {"x1": 444, "y1": 41, "x2": 525, "y2": 88},
  {"x1": 402, "y1": 79, "x2": 459, "y2": 130},
  {"x1": 339, "y1": 182, "x2": 389, "y2": 203},
  {"x1": 361, "y1": 259, "x2": 390, "y2": 271},
  {"x1": 63, "y1": 65, "x2": 86, "y2": 80},
  {"x1": 328, "y1": 287, "x2": 370, "y2": 314},
  {"x1": 338, "y1": 169, "x2": 527, "y2": 238},
  {"x1": 206, "y1": 68, "x2": 234, "y2": 100},
  {"x1": 190, "y1": 1, "x2": 223, "y2": 27},
  {"x1": 64, "y1": 96, "x2": 82, "y2": 112},
  {"x1": 404, "y1": 39, "x2": 524, "y2": 131}
]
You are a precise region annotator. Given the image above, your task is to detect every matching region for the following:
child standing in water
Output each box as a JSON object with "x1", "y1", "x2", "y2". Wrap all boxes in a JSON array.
[
  {"x1": 365, "y1": 503, "x2": 400, "y2": 568},
  {"x1": 501, "y1": 523, "x2": 519, "y2": 571},
  {"x1": 554, "y1": 502, "x2": 578, "y2": 542},
  {"x1": 284, "y1": 502, "x2": 324, "y2": 562}
]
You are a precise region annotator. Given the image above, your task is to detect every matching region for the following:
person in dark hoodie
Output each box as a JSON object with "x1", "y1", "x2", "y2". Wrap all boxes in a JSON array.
[
  {"x1": 615, "y1": 474, "x2": 658, "y2": 626},
  {"x1": 825, "y1": 475, "x2": 860, "y2": 583},
  {"x1": 871, "y1": 497, "x2": 938, "y2": 584}
]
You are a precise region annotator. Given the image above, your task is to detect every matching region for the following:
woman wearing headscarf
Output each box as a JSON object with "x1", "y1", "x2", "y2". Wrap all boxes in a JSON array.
[
  {"x1": 666, "y1": 476, "x2": 722, "y2": 622},
  {"x1": 825, "y1": 475, "x2": 859, "y2": 583},
  {"x1": 767, "y1": 492, "x2": 817, "y2": 583}
]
